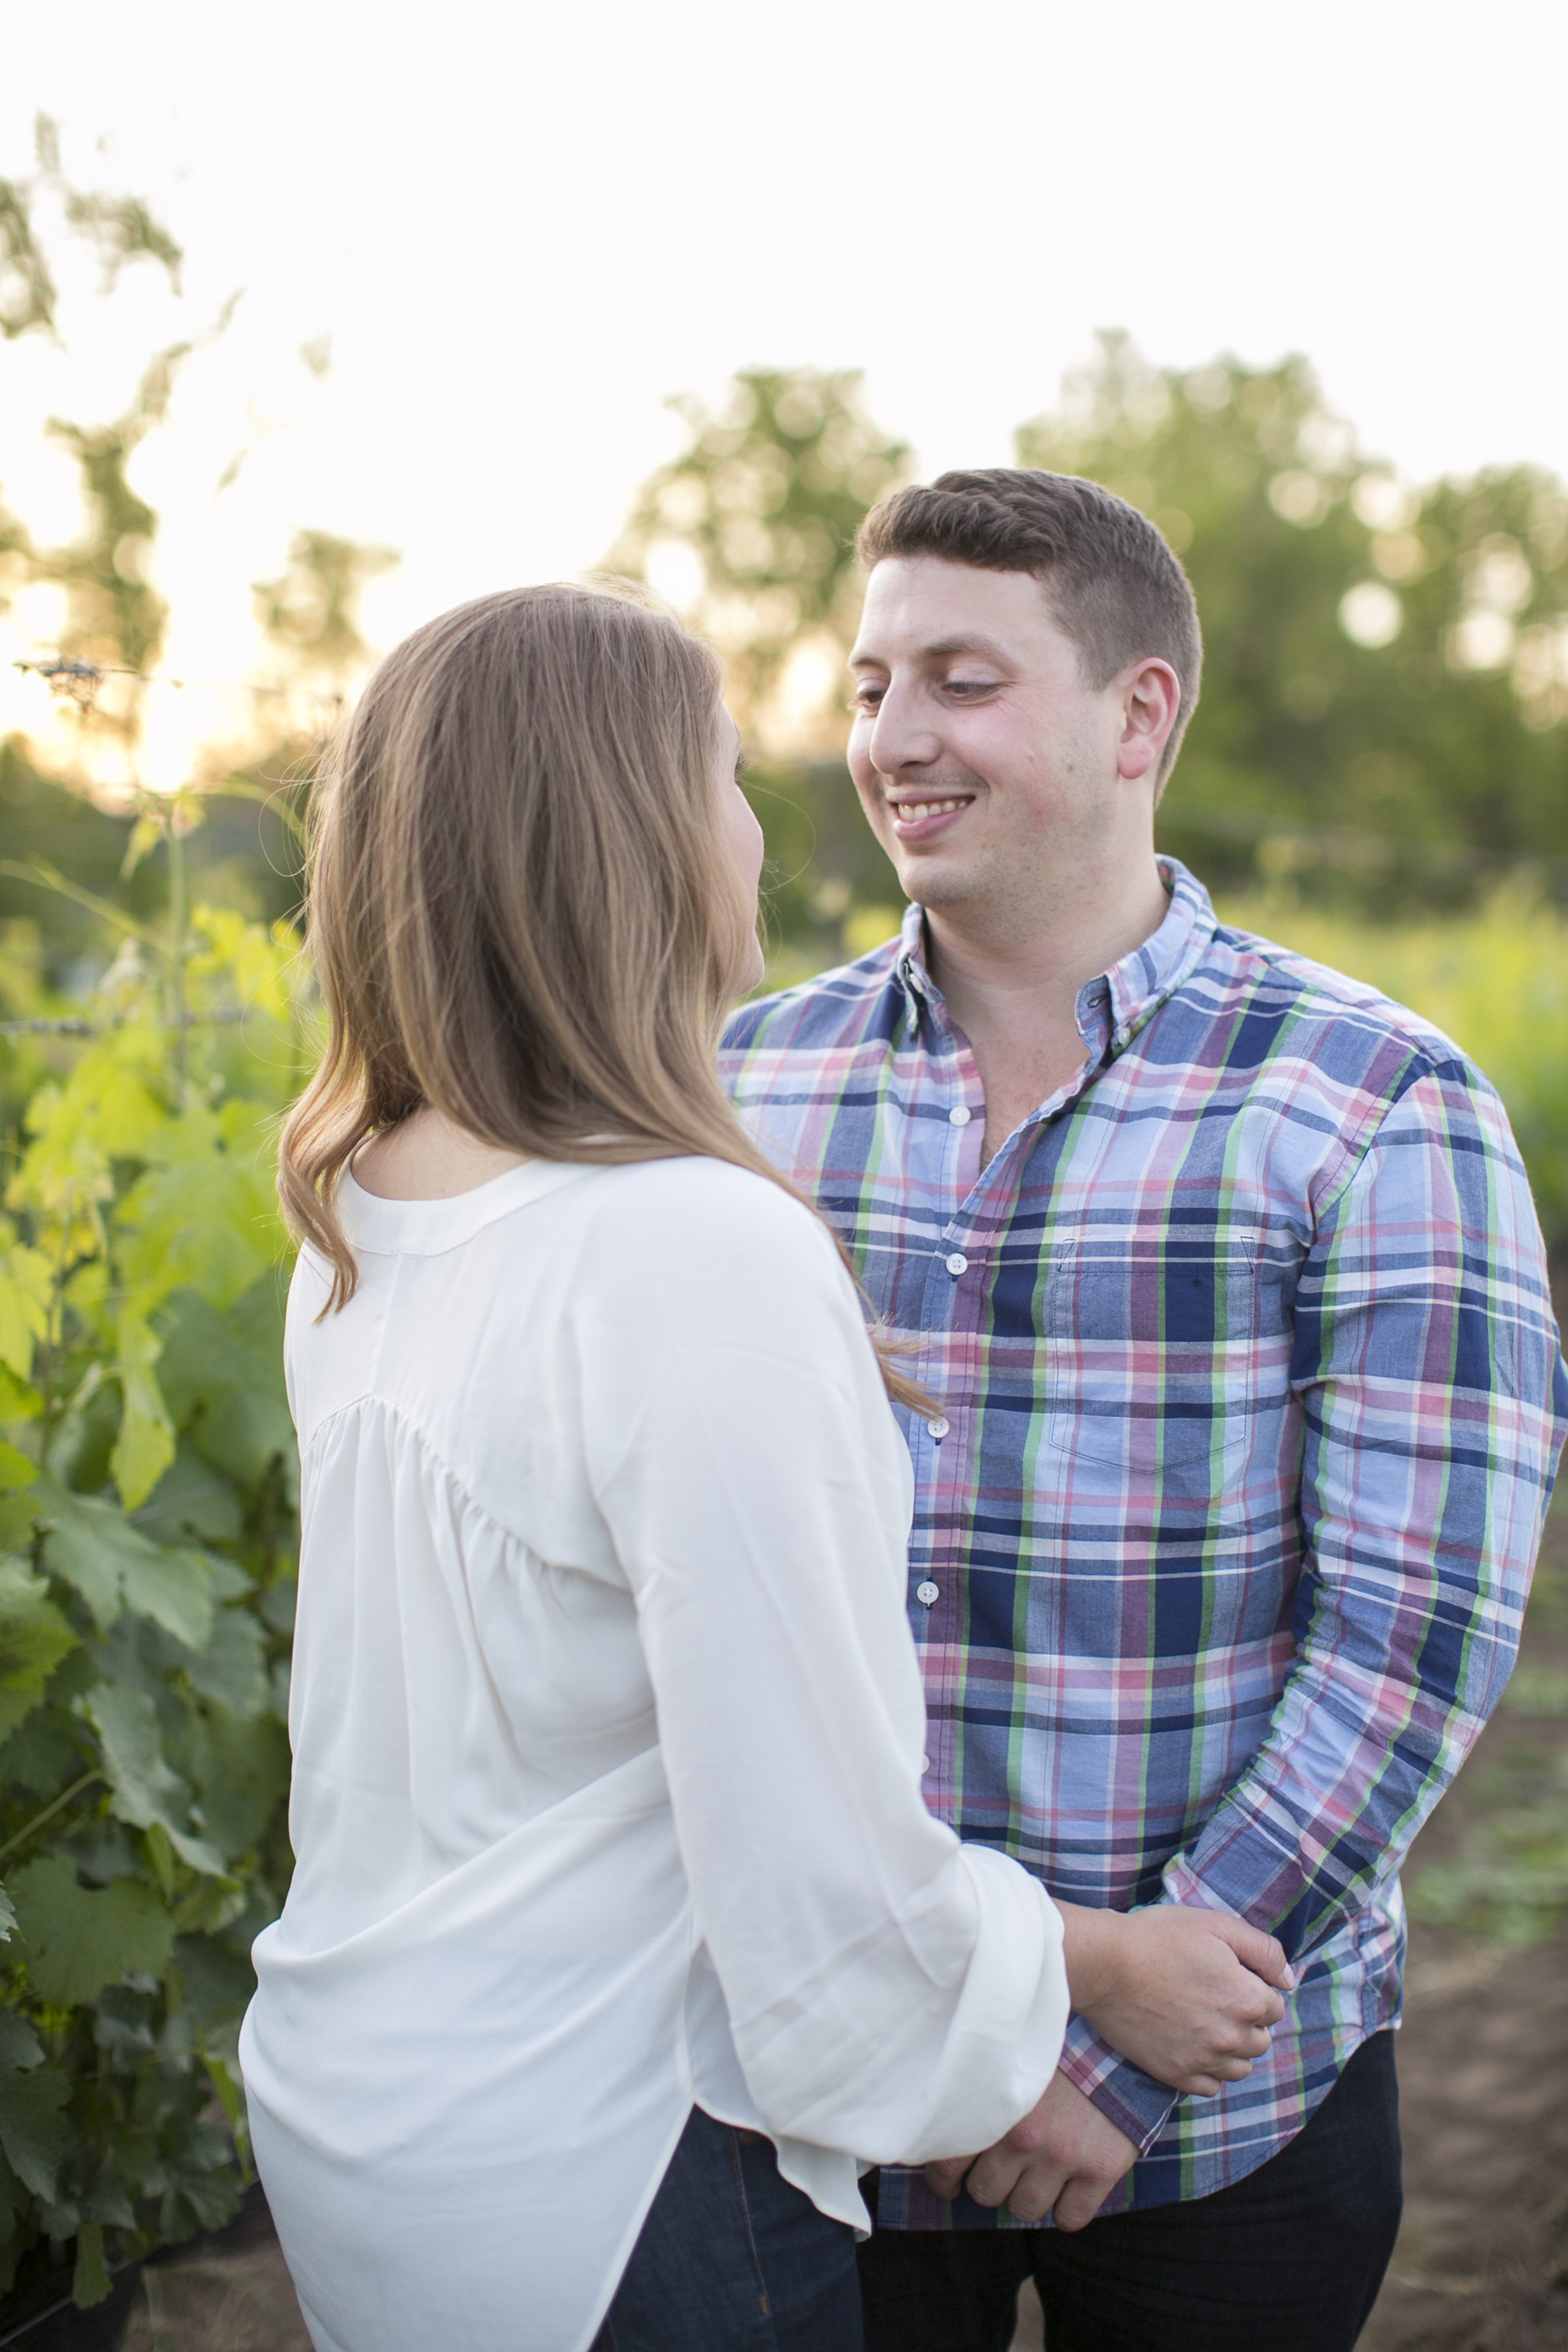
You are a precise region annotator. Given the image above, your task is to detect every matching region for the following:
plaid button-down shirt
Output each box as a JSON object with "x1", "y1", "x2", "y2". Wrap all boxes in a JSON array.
[{"x1": 720, "y1": 860, "x2": 1568, "y2": 2221}]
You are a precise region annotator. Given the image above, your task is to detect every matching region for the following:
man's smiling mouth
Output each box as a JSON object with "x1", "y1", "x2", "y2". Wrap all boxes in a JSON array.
[{"x1": 888, "y1": 794, "x2": 975, "y2": 836}]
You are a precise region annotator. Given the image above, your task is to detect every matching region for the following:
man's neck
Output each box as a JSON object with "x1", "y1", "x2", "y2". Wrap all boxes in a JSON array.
[{"x1": 924, "y1": 853, "x2": 1170, "y2": 1167}]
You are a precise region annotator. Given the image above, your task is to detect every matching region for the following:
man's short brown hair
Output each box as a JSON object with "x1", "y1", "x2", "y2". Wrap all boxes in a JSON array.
[{"x1": 856, "y1": 468, "x2": 1201, "y2": 787}]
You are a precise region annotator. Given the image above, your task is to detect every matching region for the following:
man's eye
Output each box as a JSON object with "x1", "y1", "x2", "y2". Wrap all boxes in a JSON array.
[{"x1": 854, "y1": 686, "x2": 884, "y2": 709}]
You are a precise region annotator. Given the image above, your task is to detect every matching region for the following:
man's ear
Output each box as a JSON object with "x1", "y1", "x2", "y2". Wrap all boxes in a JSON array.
[{"x1": 1116, "y1": 659, "x2": 1181, "y2": 785}]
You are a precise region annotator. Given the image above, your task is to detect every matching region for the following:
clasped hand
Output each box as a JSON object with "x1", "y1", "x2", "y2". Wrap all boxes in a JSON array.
[{"x1": 923, "y1": 1902, "x2": 1292, "y2": 2231}]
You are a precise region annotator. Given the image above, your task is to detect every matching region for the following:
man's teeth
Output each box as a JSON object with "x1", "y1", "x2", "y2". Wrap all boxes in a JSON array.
[{"x1": 894, "y1": 798, "x2": 968, "y2": 821}]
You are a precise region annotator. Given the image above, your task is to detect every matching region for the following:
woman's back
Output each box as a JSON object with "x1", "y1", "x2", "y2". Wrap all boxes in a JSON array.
[
  {"x1": 243, "y1": 1151, "x2": 1068, "y2": 2352},
  {"x1": 282, "y1": 1156, "x2": 662, "y2": 1938}
]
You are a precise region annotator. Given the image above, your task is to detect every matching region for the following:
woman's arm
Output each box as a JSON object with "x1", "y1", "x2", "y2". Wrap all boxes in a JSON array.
[
  {"x1": 577, "y1": 1162, "x2": 1069, "y2": 2166},
  {"x1": 1056, "y1": 1901, "x2": 1292, "y2": 2097}
]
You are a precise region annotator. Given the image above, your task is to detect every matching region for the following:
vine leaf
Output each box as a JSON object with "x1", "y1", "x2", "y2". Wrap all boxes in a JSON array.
[
  {"x1": 0, "y1": 1443, "x2": 37, "y2": 1494},
  {"x1": 108, "y1": 1312, "x2": 174, "y2": 1511},
  {"x1": 0, "y1": 1560, "x2": 80, "y2": 1742},
  {"x1": 37, "y1": 1478, "x2": 214, "y2": 1649},
  {"x1": 0, "y1": 1247, "x2": 51, "y2": 1383},
  {"x1": 8, "y1": 1854, "x2": 174, "y2": 2008},
  {"x1": 79, "y1": 1684, "x2": 227, "y2": 1878},
  {"x1": 183, "y1": 1610, "x2": 269, "y2": 1720},
  {"x1": 0, "y1": 2014, "x2": 68, "y2": 2200}
]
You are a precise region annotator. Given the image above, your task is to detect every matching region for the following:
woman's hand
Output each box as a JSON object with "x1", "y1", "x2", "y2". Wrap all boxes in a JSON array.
[{"x1": 1056, "y1": 1901, "x2": 1293, "y2": 2096}]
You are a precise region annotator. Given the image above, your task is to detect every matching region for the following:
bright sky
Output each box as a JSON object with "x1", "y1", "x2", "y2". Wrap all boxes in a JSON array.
[{"x1": 2, "y1": 0, "x2": 1565, "y2": 784}]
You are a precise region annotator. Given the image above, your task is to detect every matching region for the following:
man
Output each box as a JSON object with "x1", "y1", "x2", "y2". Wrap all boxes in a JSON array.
[{"x1": 719, "y1": 469, "x2": 1568, "y2": 2352}]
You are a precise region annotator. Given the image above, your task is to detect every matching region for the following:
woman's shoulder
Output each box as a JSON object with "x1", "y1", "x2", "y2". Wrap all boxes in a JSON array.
[
  {"x1": 587, "y1": 1154, "x2": 832, "y2": 1259},
  {"x1": 574, "y1": 1156, "x2": 849, "y2": 1328}
]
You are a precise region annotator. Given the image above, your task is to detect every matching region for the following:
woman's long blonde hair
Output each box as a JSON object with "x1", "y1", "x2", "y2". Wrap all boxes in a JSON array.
[{"x1": 277, "y1": 581, "x2": 928, "y2": 1407}]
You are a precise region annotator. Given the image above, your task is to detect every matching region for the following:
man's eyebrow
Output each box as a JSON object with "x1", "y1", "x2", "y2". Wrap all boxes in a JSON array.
[{"x1": 848, "y1": 634, "x2": 1015, "y2": 668}]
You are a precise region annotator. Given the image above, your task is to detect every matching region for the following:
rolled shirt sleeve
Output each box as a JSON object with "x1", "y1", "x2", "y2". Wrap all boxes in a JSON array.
[{"x1": 1063, "y1": 1060, "x2": 1568, "y2": 2150}]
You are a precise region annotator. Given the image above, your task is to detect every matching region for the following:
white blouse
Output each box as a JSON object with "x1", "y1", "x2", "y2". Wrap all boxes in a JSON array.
[{"x1": 240, "y1": 1156, "x2": 1068, "y2": 2352}]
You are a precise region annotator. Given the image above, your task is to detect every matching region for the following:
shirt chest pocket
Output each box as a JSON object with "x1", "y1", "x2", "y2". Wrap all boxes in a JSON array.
[{"x1": 1044, "y1": 1240, "x2": 1258, "y2": 1483}]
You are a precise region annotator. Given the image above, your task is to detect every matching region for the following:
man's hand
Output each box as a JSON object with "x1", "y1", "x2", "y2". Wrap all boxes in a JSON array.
[
  {"x1": 1056, "y1": 1901, "x2": 1292, "y2": 2095},
  {"x1": 924, "y1": 2072, "x2": 1138, "y2": 2231}
]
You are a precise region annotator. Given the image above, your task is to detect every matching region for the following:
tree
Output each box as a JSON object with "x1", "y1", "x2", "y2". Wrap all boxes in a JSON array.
[
  {"x1": 605, "y1": 368, "x2": 909, "y2": 972},
  {"x1": 0, "y1": 130, "x2": 397, "y2": 1003},
  {"x1": 1017, "y1": 333, "x2": 1568, "y2": 911},
  {"x1": 605, "y1": 367, "x2": 906, "y2": 756}
]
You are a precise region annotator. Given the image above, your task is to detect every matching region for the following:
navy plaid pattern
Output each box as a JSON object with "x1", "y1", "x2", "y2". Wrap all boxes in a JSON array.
[{"x1": 721, "y1": 860, "x2": 1568, "y2": 2219}]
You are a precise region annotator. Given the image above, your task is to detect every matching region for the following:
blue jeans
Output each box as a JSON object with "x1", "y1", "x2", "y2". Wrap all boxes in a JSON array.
[
  {"x1": 857, "y1": 2029, "x2": 1402, "y2": 2352},
  {"x1": 593, "y1": 2106, "x2": 863, "y2": 2351}
]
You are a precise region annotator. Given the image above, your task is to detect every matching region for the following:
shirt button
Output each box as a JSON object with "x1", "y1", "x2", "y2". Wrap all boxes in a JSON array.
[
  {"x1": 948, "y1": 1105, "x2": 972, "y2": 1126},
  {"x1": 916, "y1": 1580, "x2": 940, "y2": 1605},
  {"x1": 945, "y1": 1252, "x2": 968, "y2": 1277},
  {"x1": 919, "y1": 1752, "x2": 932, "y2": 1772},
  {"x1": 926, "y1": 1415, "x2": 950, "y2": 1439}
]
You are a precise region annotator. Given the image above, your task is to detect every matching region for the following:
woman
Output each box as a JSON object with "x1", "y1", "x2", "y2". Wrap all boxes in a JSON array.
[{"x1": 240, "y1": 584, "x2": 1286, "y2": 2352}]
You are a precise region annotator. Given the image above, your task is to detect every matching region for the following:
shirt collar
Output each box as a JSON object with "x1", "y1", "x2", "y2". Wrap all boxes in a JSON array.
[{"x1": 894, "y1": 858, "x2": 1218, "y2": 1058}]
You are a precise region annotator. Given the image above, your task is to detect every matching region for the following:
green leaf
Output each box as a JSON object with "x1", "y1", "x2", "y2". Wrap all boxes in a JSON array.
[
  {"x1": 118, "y1": 1146, "x2": 280, "y2": 1318},
  {"x1": 0, "y1": 1559, "x2": 79, "y2": 1742},
  {"x1": 0, "y1": 1497, "x2": 38, "y2": 1558},
  {"x1": 185, "y1": 1609, "x2": 269, "y2": 1719},
  {"x1": 79, "y1": 1684, "x2": 227, "y2": 1878},
  {"x1": 110, "y1": 1314, "x2": 175, "y2": 1512},
  {"x1": 8, "y1": 1854, "x2": 175, "y2": 2006},
  {"x1": 183, "y1": 1706, "x2": 289, "y2": 1859},
  {"x1": 0, "y1": 1445, "x2": 37, "y2": 1495},
  {"x1": 155, "y1": 1282, "x2": 296, "y2": 1497},
  {"x1": 133, "y1": 1442, "x2": 244, "y2": 1550},
  {"x1": 202, "y1": 2045, "x2": 244, "y2": 2139},
  {"x1": 72, "y1": 2217, "x2": 110, "y2": 2306},
  {"x1": 35, "y1": 1482, "x2": 131, "y2": 1630},
  {"x1": 39, "y1": 1480, "x2": 214, "y2": 1650},
  {"x1": 120, "y1": 1546, "x2": 214, "y2": 1652},
  {"x1": 0, "y1": 1711, "x2": 89, "y2": 1801},
  {"x1": 0, "y1": 1362, "x2": 42, "y2": 1425},
  {"x1": 0, "y1": 1247, "x2": 51, "y2": 1383},
  {"x1": 0, "y1": 2065, "x2": 69, "y2": 2200},
  {"x1": 142, "y1": 1820, "x2": 176, "y2": 1903},
  {"x1": 0, "y1": 2014, "x2": 44, "y2": 2073},
  {"x1": 0, "y1": 2012, "x2": 66, "y2": 2202}
]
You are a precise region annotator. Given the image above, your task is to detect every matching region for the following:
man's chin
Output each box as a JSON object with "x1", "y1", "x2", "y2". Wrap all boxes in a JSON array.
[{"x1": 890, "y1": 853, "x2": 981, "y2": 915}]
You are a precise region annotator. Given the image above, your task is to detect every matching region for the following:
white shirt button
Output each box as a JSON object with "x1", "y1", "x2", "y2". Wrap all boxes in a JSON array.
[
  {"x1": 945, "y1": 1252, "x2": 968, "y2": 1277},
  {"x1": 919, "y1": 1753, "x2": 932, "y2": 1773},
  {"x1": 926, "y1": 1416, "x2": 950, "y2": 1439},
  {"x1": 949, "y1": 1105, "x2": 972, "y2": 1126},
  {"x1": 916, "y1": 1580, "x2": 939, "y2": 1606}
]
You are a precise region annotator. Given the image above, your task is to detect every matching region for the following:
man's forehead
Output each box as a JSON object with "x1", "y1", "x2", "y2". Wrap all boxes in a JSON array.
[{"x1": 850, "y1": 557, "x2": 1065, "y2": 665}]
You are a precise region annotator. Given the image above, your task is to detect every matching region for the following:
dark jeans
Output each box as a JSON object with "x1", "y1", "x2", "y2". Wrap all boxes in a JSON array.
[
  {"x1": 593, "y1": 2105, "x2": 863, "y2": 2351},
  {"x1": 857, "y1": 2030, "x2": 1402, "y2": 2352}
]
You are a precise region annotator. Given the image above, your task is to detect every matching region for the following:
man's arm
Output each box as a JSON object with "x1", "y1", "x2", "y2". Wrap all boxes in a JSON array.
[{"x1": 1060, "y1": 1056, "x2": 1568, "y2": 2153}]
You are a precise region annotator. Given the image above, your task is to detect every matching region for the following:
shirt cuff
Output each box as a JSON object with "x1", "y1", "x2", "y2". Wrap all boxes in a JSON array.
[{"x1": 1058, "y1": 2014, "x2": 1179, "y2": 2154}]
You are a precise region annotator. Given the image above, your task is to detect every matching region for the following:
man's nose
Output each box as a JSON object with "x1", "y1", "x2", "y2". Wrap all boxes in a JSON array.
[{"x1": 868, "y1": 683, "x2": 941, "y2": 777}]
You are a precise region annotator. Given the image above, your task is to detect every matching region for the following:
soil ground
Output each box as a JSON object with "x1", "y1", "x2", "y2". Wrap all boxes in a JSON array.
[{"x1": 121, "y1": 1504, "x2": 1568, "y2": 2352}]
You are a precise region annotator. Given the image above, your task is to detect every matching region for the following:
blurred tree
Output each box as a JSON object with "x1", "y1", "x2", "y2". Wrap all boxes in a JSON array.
[
  {"x1": 0, "y1": 133, "x2": 395, "y2": 988},
  {"x1": 606, "y1": 367, "x2": 906, "y2": 754},
  {"x1": 606, "y1": 367, "x2": 909, "y2": 972},
  {"x1": 252, "y1": 529, "x2": 400, "y2": 689},
  {"x1": 1017, "y1": 333, "x2": 1568, "y2": 911}
]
